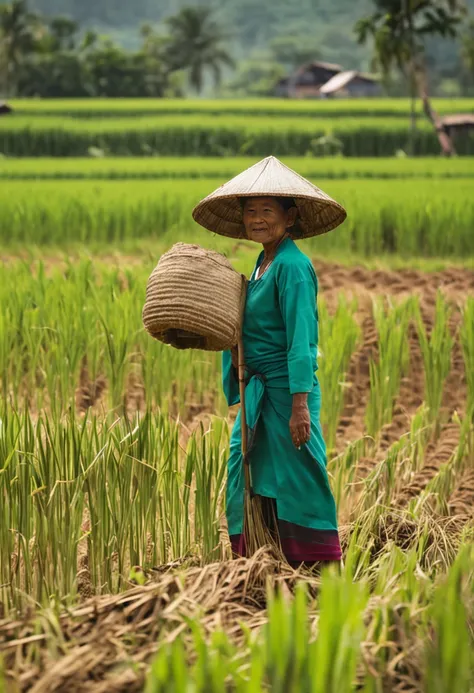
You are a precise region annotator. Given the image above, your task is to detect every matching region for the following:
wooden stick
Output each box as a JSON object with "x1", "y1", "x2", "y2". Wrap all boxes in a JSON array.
[{"x1": 237, "y1": 275, "x2": 250, "y2": 491}]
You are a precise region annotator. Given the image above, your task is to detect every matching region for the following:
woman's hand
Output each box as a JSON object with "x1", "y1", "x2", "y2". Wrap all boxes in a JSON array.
[{"x1": 290, "y1": 393, "x2": 311, "y2": 449}]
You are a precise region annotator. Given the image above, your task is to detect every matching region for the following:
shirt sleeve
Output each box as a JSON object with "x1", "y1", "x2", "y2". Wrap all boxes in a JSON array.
[
  {"x1": 222, "y1": 350, "x2": 240, "y2": 406},
  {"x1": 277, "y1": 263, "x2": 318, "y2": 395}
]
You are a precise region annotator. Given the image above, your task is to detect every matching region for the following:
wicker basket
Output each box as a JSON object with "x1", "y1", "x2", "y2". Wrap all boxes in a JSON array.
[{"x1": 142, "y1": 243, "x2": 244, "y2": 351}]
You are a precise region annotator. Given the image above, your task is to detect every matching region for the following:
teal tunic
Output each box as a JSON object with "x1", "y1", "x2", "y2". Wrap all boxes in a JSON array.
[{"x1": 223, "y1": 238, "x2": 339, "y2": 538}]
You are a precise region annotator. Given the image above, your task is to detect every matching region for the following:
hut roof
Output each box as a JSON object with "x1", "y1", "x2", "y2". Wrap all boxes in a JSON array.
[
  {"x1": 320, "y1": 70, "x2": 378, "y2": 95},
  {"x1": 441, "y1": 114, "x2": 474, "y2": 128}
]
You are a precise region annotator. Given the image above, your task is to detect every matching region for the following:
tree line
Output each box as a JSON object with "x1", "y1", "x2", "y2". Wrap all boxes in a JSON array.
[
  {"x1": 1, "y1": 0, "x2": 474, "y2": 98},
  {"x1": 0, "y1": 2, "x2": 234, "y2": 97}
]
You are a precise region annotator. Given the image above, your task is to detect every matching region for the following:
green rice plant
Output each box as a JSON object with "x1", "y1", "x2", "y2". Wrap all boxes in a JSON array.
[
  {"x1": 365, "y1": 297, "x2": 413, "y2": 438},
  {"x1": 2, "y1": 156, "x2": 474, "y2": 181},
  {"x1": 0, "y1": 403, "x2": 229, "y2": 612},
  {"x1": 145, "y1": 576, "x2": 368, "y2": 693},
  {"x1": 2, "y1": 178, "x2": 473, "y2": 256},
  {"x1": 358, "y1": 437, "x2": 408, "y2": 510},
  {"x1": 460, "y1": 297, "x2": 474, "y2": 418},
  {"x1": 453, "y1": 411, "x2": 474, "y2": 475},
  {"x1": 327, "y1": 437, "x2": 369, "y2": 515},
  {"x1": 407, "y1": 404, "x2": 433, "y2": 473},
  {"x1": 0, "y1": 260, "x2": 227, "y2": 419},
  {"x1": 2, "y1": 114, "x2": 473, "y2": 157},
  {"x1": 415, "y1": 292, "x2": 453, "y2": 430},
  {"x1": 9, "y1": 96, "x2": 474, "y2": 119},
  {"x1": 425, "y1": 545, "x2": 474, "y2": 693},
  {"x1": 186, "y1": 419, "x2": 229, "y2": 563},
  {"x1": 318, "y1": 296, "x2": 360, "y2": 451}
]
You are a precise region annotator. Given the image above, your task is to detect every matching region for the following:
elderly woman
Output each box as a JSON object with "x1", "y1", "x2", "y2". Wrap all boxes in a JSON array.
[{"x1": 193, "y1": 156, "x2": 346, "y2": 569}]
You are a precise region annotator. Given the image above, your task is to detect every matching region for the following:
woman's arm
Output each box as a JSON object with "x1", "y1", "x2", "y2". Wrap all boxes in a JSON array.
[{"x1": 278, "y1": 263, "x2": 318, "y2": 448}]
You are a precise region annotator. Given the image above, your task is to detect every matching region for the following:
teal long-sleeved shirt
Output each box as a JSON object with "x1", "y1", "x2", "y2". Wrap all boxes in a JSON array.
[{"x1": 223, "y1": 236, "x2": 319, "y2": 401}]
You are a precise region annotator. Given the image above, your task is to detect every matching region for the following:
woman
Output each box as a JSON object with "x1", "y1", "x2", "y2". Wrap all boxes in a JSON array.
[{"x1": 192, "y1": 156, "x2": 346, "y2": 568}]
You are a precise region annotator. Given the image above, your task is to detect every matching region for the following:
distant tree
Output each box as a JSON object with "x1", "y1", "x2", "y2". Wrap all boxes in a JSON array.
[
  {"x1": 355, "y1": 0, "x2": 466, "y2": 153},
  {"x1": 17, "y1": 15, "x2": 90, "y2": 97},
  {"x1": 224, "y1": 54, "x2": 286, "y2": 96},
  {"x1": 139, "y1": 23, "x2": 182, "y2": 97},
  {"x1": 165, "y1": 6, "x2": 234, "y2": 93},
  {"x1": 460, "y1": 18, "x2": 474, "y2": 81},
  {"x1": 82, "y1": 38, "x2": 147, "y2": 97},
  {"x1": 268, "y1": 35, "x2": 320, "y2": 70},
  {"x1": 0, "y1": 0, "x2": 41, "y2": 94}
]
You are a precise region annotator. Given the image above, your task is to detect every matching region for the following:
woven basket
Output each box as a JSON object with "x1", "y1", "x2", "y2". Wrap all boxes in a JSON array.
[{"x1": 142, "y1": 243, "x2": 244, "y2": 351}]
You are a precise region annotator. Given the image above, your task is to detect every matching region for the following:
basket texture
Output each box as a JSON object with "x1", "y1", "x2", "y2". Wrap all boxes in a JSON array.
[
  {"x1": 192, "y1": 155, "x2": 346, "y2": 240},
  {"x1": 142, "y1": 243, "x2": 243, "y2": 351}
]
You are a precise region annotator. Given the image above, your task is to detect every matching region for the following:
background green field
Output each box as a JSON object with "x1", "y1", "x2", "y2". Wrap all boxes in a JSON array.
[
  {"x1": 3, "y1": 98, "x2": 474, "y2": 157},
  {"x1": 9, "y1": 97, "x2": 474, "y2": 117}
]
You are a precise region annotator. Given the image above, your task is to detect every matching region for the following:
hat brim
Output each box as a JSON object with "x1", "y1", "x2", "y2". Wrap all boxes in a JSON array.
[{"x1": 192, "y1": 156, "x2": 347, "y2": 240}]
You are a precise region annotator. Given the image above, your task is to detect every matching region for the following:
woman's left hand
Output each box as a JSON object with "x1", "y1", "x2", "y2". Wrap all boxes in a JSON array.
[{"x1": 290, "y1": 396, "x2": 311, "y2": 449}]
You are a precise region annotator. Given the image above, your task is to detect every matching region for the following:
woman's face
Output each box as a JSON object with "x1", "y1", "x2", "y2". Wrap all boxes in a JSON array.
[{"x1": 242, "y1": 197, "x2": 297, "y2": 246}]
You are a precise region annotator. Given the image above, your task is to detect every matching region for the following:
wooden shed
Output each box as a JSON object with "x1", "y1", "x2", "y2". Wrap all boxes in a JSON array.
[
  {"x1": 275, "y1": 61, "x2": 342, "y2": 98},
  {"x1": 319, "y1": 71, "x2": 381, "y2": 98},
  {"x1": 440, "y1": 114, "x2": 474, "y2": 136}
]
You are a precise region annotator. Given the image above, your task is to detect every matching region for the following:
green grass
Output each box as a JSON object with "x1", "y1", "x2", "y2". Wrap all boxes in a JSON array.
[
  {"x1": 8, "y1": 96, "x2": 474, "y2": 118},
  {"x1": 0, "y1": 178, "x2": 473, "y2": 256},
  {"x1": 1, "y1": 156, "x2": 474, "y2": 180},
  {"x1": 2, "y1": 114, "x2": 473, "y2": 156}
]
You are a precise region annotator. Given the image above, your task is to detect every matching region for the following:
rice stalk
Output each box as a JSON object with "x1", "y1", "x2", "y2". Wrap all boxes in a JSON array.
[{"x1": 415, "y1": 292, "x2": 453, "y2": 433}]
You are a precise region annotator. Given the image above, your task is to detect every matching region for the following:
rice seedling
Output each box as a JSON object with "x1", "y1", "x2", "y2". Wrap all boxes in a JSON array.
[
  {"x1": 415, "y1": 293, "x2": 454, "y2": 430},
  {"x1": 425, "y1": 545, "x2": 474, "y2": 693},
  {"x1": 460, "y1": 297, "x2": 474, "y2": 417},
  {"x1": 365, "y1": 297, "x2": 413, "y2": 438},
  {"x1": 318, "y1": 296, "x2": 360, "y2": 451}
]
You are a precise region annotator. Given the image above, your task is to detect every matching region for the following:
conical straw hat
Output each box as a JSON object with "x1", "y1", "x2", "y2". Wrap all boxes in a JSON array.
[{"x1": 192, "y1": 155, "x2": 346, "y2": 239}]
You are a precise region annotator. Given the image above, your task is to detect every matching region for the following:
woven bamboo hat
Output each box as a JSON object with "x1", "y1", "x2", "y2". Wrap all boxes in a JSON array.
[{"x1": 192, "y1": 155, "x2": 346, "y2": 239}]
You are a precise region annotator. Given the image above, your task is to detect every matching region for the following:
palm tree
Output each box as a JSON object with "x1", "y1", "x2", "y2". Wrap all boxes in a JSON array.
[
  {"x1": 165, "y1": 6, "x2": 234, "y2": 94},
  {"x1": 460, "y1": 19, "x2": 474, "y2": 81},
  {"x1": 355, "y1": 0, "x2": 466, "y2": 155},
  {"x1": 0, "y1": 0, "x2": 41, "y2": 95}
]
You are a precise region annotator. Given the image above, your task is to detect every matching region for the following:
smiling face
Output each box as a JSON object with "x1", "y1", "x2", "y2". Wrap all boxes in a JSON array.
[{"x1": 242, "y1": 196, "x2": 297, "y2": 246}]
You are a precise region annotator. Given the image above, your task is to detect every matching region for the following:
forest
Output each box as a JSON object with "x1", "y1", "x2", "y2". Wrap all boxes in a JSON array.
[{"x1": 2, "y1": 0, "x2": 474, "y2": 97}]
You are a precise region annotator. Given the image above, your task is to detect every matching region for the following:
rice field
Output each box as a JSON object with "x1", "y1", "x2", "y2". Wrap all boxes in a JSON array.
[
  {"x1": 0, "y1": 177, "x2": 473, "y2": 257},
  {"x1": 2, "y1": 156, "x2": 474, "y2": 180},
  {"x1": 9, "y1": 96, "x2": 474, "y2": 118},
  {"x1": 0, "y1": 104, "x2": 473, "y2": 692},
  {"x1": 1, "y1": 253, "x2": 473, "y2": 691},
  {"x1": 2, "y1": 113, "x2": 474, "y2": 157}
]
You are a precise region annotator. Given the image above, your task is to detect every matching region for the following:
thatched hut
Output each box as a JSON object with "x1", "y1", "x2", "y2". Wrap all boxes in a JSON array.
[
  {"x1": 440, "y1": 114, "x2": 474, "y2": 137},
  {"x1": 275, "y1": 61, "x2": 342, "y2": 98}
]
